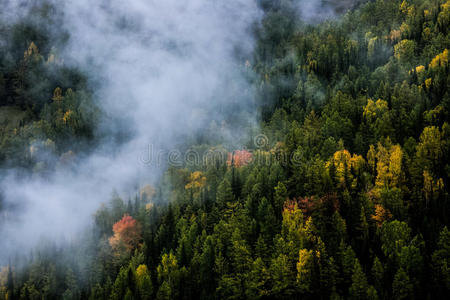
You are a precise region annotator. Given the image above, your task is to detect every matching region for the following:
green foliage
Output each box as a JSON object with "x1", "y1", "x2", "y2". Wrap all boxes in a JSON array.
[
  {"x1": 348, "y1": 259, "x2": 369, "y2": 300},
  {"x1": 0, "y1": 6, "x2": 98, "y2": 169},
  {"x1": 392, "y1": 267, "x2": 413, "y2": 300},
  {"x1": 432, "y1": 226, "x2": 450, "y2": 292},
  {"x1": 380, "y1": 220, "x2": 411, "y2": 260},
  {"x1": 3, "y1": 0, "x2": 450, "y2": 299}
]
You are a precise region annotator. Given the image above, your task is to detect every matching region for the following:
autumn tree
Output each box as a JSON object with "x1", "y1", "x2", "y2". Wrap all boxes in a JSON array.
[
  {"x1": 136, "y1": 264, "x2": 153, "y2": 300},
  {"x1": 109, "y1": 214, "x2": 142, "y2": 260},
  {"x1": 156, "y1": 252, "x2": 186, "y2": 300},
  {"x1": 227, "y1": 150, "x2": 253, "y2": 168}
]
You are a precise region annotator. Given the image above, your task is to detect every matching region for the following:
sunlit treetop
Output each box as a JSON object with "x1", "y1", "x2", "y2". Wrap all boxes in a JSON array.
[
  {"x1": 429, "y1": 49, "x2": 448, "y2": 69},
  {"x1": 185, "y1": 171, "x2": 206, "y2": 190}
]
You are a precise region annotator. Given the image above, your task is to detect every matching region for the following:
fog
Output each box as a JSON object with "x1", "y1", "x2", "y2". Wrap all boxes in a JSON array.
[
  {"x1": 0, "y1": 0, "x2": 261, "y2": 263},
  {"x1": 295, "y1": 0, "x2": 361, "y2": 23}
]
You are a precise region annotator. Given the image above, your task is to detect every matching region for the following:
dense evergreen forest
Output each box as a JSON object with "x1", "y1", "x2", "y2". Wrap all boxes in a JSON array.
[{"x1": 1, "y1": 0, "x2": 450, "y2": 299}]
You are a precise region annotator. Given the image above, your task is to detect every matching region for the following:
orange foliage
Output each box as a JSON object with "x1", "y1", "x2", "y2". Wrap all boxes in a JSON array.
[
  {"x1": 63, "y1": 110, "x2": 73, "y2": 123},
  {"x1": 227, "y1": 150, "x2": 253, "y2": 167},
  {"x1": 388, "y1": 29, "x2": 401, "y2": 42},
  {"x1": 109, "y1": 214, "x2": 142, "y2": 256},
  {"x1": 371, "y1": 204, "x2": 392, "y2": 227}
]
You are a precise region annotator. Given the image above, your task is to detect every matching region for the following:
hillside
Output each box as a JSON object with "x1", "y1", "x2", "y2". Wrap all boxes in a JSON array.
[{"x1": 0, "y1": 0, "x2": 450, "y2": 299}]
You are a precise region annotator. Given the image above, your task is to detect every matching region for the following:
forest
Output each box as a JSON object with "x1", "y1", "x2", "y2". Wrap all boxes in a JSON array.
[{"x1": 0, "y1": 0, "x2": 450, "y2": 299}]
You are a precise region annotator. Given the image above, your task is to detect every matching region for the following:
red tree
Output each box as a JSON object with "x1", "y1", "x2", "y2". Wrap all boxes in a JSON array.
[
  {"x1": 109, "y1": 214, "x2": 142, "y2": 257},
  {"x1": 227, "y1": 150, "x2": 253, "y2": 168}
]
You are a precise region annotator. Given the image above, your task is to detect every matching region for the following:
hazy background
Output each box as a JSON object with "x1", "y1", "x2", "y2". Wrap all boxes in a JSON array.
[{"x1": 0, "y1": 0, "x2": 261, "y2": 263}]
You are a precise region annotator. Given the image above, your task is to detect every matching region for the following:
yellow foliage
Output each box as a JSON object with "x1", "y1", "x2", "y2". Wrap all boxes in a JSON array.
[
  {"x1": 399, "y1": 0, "x2": 415, "y2": 16},
  {"x1": 365, "y1": 31, "x2": 374, "y2": 43},
  {"x1": 415, "y1": 65, "x2": 425, "y2": 73},
  {"x1": 363, "y1": 99, "x2": 389, "y2": 122},
  {"x1": 282, "y1": 201, "x2": 306, "y2": 245},
  {"x1": 443, "y1": 0, "x2": 450, "y2": 11},
  {"x1": 375, "y1": 161, "x2": 389, "y2": 189},
  {"x1": 374, "y1": 99, "x2": 388, "y2": 111},
  {"x1": 438, "y1": 1, "x2": 450, "y2": 28},
  {"x1": 371, "y1": 143, "x2": 404, "y2": 196},
  {"x1": 24, "y1": 42, "x2": 39, "y2": 59},
  {"x1": 410, "y1": 65, "x2": 426, "y2": 76},
  {"x1": 329, "y1": 150, "x2": 351, "y2": 187},
  {"x1": 157, "y1": 253, "x2": 178, "y2": 280},
  {"x1": 389, "y1": 145, "x2": 403, "y2": 186},
  {"x1": 400, "y1": 0, "x2": 409, "y2": 13},
  {"x1": 417, "y1": 126, "x2": 443, "y2": 164},
  {"x1": 425, "y1": 78, "x2": 432, "y2": 89},
  {"x1": 375, "y1": 144, "x2": 389, "y2": 187},
  {"x1": 400, "y1": 22, "x2": 410, "y2": 36},
  {"x1": 440, "y1": 0, "x2": 450, "y2": 14},
  {"x1": 363, "y1": 99, "x2": 376, "y2": 120},
  {"x1": 297, "y1": 248, "x2": 314, "y2": 289},
  {"x1": 350, "y1": 154, "x2": 366, "y2": 174},
  {"x1": 429, "y1": 49, "x2": 449, "y2": 69},
  {"x1": 394, "y1": 39, "x2": 415, "y2": 62},
  {"x1": 52, "y1": 87, "x2": 64, "y2": 101},
  {"x1": 136, "y1": 264, "x2": 149, "y2": 278},
  {"x1": 424, "y1": 105, "x2": 444, "y2": 124},
  {"x1": 185, "y1": 171, "x2": 206, "y2": 190},
  {"x1": 327, "y1": 150, "x2": 366, "y2": 189},
  {"x1": 422, "y1": 27, "x2": 432, "y2": 41}
]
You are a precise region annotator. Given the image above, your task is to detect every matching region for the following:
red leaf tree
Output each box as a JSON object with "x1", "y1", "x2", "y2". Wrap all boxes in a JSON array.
[
  {"x1": 227, "y1": 150, "x2": 253, "y2": 168},
  {"x1": 109, "y1": 214, "x2": 142, "y2": 257}
]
